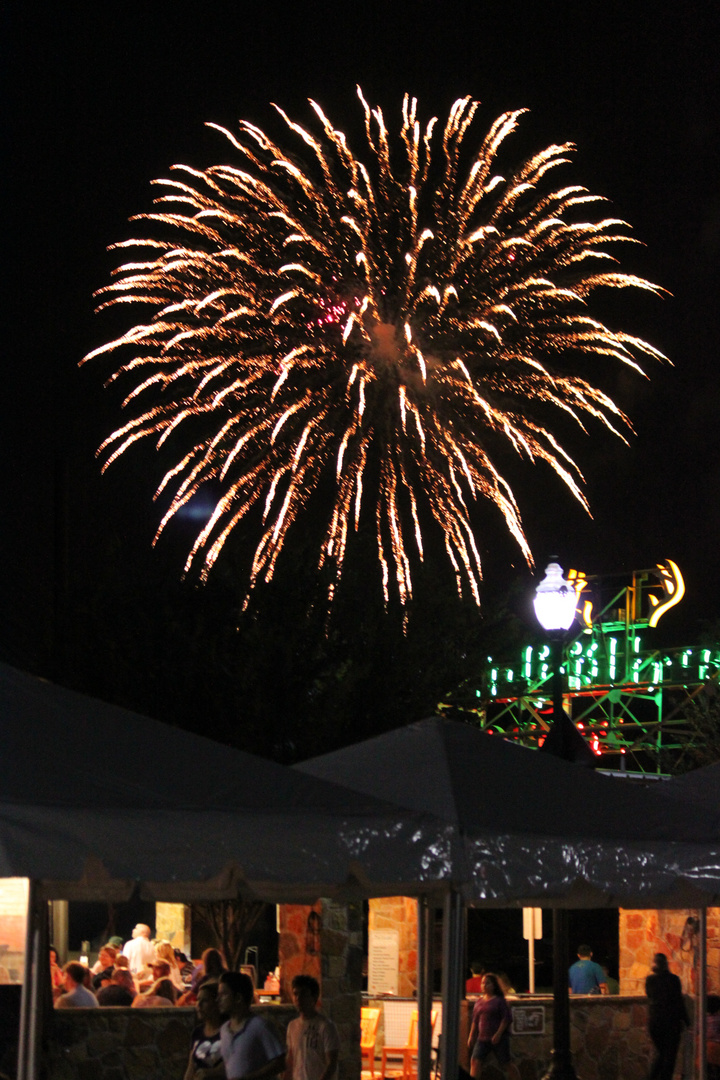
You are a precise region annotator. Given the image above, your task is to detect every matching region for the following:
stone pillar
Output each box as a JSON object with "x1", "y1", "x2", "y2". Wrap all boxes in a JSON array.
[
  {"x1": 619, "y1": 907, "x2": 720, "y2": 995},
  {"x1": 321, "y1": 900, "x2": 363, "y2": 1080},
  {"x1": 368, "y1": 897, "x2": 418, "y2": 997},
  {"x1": 155, "y1": 902, "x2": 191, "y2": 954},
  {"x1": 278, "y1": 903, "x2": 322, "y2": 1003}
]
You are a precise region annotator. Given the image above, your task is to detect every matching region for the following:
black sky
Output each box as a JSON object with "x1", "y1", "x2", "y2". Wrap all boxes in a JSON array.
[{"x1": 5, "y1": 1, "x2": 720, "y2": 695}]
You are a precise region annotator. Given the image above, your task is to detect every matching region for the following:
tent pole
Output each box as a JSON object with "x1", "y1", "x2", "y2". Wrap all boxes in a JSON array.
[
  {"x1": 541, "y1": 908, "x2": 578, "y2": 1080},
  {"x1": 17, "y1": 880, "x2": 38, "y2": 1080},
  {"x1": 441, "y1": 889, "x2": 463, "y2": 1080},
  {"x1": 699, "y1": 908, "x2": 707, "y2": 1080},
  {"x1": 417, "y1": 895, "x2": 433, "y2": 1080}
]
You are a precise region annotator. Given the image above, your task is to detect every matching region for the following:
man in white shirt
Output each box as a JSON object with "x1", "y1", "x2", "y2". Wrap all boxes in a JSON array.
[
  {"x1": 285, "y1": 975, "x2": 339, "y2": 1080},
  {"x1": 122, "y1": 923, "x2": 156, "y2": 974}
]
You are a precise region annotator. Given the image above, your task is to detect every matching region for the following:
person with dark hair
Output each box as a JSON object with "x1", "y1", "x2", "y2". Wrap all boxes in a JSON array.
[
  {"x1": 466, "y1": 962, "x2": 485, "y2": 995},
  {"x1": 176, "y1": 948, "x2": 196, "y2": 983},
  {"x1": 645, "y1": 953, "x2": 689, "y2": 1080},
  {"x1": 132, "y1": 976, "x2": 177, "y2": 1007},
  {"x1": 192, "y1": 949, "x2": 228, "y2": 994},
  {"x1": 217, "y1": 972, "x2": 285, "y2": 1080},
  {"x1": 568, "y1": 945, "x2": 607, "y2": 995},
  {"x1": 285, "y1": 975, "x2": 339, "y2": 1080},
  {"x1": 55, "y1": 963, "x2": 98, "y2": 1008},
  {"x1": 49, "y1": 946, "x2": 64, "y2": 995},
  {"x1": 707, "y1": 995, "x2": 720, "y2": 1080},
  {"x1": 467, "y1": 973, "x2": 517, "y2": 1078},
  {"x1": 184, "y1": 982, "x2": 226, "y2": 1080},
  {"x1": 97, "y1": 969, "x2": 136, "y2": 1006}
]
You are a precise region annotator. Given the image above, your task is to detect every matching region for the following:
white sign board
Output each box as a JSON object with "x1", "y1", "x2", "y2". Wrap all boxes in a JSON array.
[
  {"x1": 368, "y1": 928, "x2": 399, "y2": 995},
  {"x1": 512, "y1": 1005, "x2": 545, "y2": 1035}
]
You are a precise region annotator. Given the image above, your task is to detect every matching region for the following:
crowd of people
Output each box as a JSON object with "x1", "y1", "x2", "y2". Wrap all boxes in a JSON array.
[
  {"x1": 50, "y1": 923, "x2": 228, "y2": 1012},
  {"x1": 48, "y1": 929, "x2": 720, "y2": 1080},
  {"x1": 49, "y1": 926, "x2": 338, "y2": 1080}
]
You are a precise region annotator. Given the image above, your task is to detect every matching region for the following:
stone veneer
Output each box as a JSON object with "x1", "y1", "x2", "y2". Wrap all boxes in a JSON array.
[
  {"x1": 459, "y1": 995, "x2": 676, "y2": 1080},
  {"x1": 277, "y1": 900, "x2": 362, "y2": 1080},
  {"x1": 278, "y1": 902, "x2": 323, "y2": 1002},
  {"x1": 619, "y1": 907, "x2": 720, "y2": 996},
  {"x1": 45, "y1": 1005, "x2": 296, "y2": 1080},
  {"x1": 368, "y1": 897, "x2": 418, "y2": 997},
  {"x1": 321, "y1": 901, "x2": 363, "y2": 1080}
]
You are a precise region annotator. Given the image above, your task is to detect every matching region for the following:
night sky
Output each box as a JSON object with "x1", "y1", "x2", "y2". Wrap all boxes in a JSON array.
[{"x1": 5, "y1": 2, "x2": 720, "y2": 746}]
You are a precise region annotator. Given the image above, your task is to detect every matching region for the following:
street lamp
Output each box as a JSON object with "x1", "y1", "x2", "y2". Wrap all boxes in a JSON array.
[
  {"x1": 533, "y1": 561, "x2": 578, "y2": 633},
  {"x1": 534, "y1": 561, "x2": 579, "y2": 1080}
]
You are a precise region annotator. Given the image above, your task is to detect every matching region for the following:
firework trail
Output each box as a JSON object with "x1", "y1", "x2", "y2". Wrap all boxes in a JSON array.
[{"x1": 85, "y1": 89, "x2": 664, "y2": 609}]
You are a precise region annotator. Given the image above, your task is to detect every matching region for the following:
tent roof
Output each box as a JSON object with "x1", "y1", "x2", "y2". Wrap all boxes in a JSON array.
[
  {"x1": 0, "y1": 664, "x2": 450, "y2": 901},
  {"x1": 297, "y1": 717, "x2": 720, "y2": 907},
  {"x1": 297, "y1": 716, "x2": 719, "y2": 843},
  {"x1": 0, "y1": 662, "x2": 388, "y2": 814}
]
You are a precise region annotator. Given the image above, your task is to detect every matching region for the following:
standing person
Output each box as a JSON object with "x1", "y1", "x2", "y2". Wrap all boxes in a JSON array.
[
  {"x1": 568, "y1": 945, "x2": 608, "y2": 995},
  {"x1": 184, "y1": 982, "x2": 226, "y2": 1080},
  {"x1": 54, "y1": 963, "x2": 98, "y2": 1008},
  {"x1": 122, "y1": 923, "x2": 156, "y2": 974},
  {"x1": 645, "y1": 953, "x2": 689, "y2": 1080},
  {"x1": 217, "y1": 972, "x2": 285, "y2": 1080},
  {"x1": 285, "y1": 975, "x2": 339, "y2": 1080},
  {"x1": 49, "y1": 946, "x2": 64, "y2": 995},
  {"x1": 467, "y1": 973, "x2": 516, "y2": 1079},
  {"x1": 707, "y1": 995, "x2": 720, "y2": 1080}
]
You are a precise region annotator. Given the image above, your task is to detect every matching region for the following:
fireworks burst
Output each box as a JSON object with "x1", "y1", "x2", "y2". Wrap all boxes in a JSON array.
[{"x1": 85, "y1": 89, "x2": 664, "y2": 610}]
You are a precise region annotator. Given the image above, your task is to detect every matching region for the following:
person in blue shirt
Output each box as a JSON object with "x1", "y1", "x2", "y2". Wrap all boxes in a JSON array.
[{"x1": 568, "y1": 945, "x2": 608, "y2": 995}]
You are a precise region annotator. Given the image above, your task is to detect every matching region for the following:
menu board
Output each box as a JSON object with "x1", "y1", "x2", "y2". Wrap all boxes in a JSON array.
[{"x1": 368, "y1": 928, "x2": 399, "y2": 995}]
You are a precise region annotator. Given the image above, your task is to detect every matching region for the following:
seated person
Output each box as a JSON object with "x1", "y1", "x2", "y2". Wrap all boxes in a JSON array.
[
  {"x1": 49, "y1": 946, "x2": 64, "y2": 996},
  {"x1": 97, "y1": 969, "x2": 137, "y2": 1006},
  {"x1": 138, "y1": 959, "x2": 172, "y2": 991},
  {"x1": 133, "y1": 976, "x2": 177, "y2": 1008},
  {"x1": 155, "y1": 940, "x2": 186, "y2": 990},
  {"x1": 175, "y1": 949, "x2": 196, "y2": 984},
  {"x1": 55, "y1": 962, "x2": 98, "y2": 1008},
  {"x1": 92, "y1": 945, "x2": 119, "y2": 990},
  {"x1": 191, "y1": 949, "x2": 227, "y2": 995}
]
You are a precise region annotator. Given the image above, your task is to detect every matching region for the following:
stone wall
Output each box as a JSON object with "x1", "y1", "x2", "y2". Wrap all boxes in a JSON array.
[
  {"x1": 45, "y1": 1004, "x2": 296, "y2": 1080},
  {"x1": 619, "y1": 907, "x2": 720, "y2": 996},
  {"x1": 463, "y1": 996, "x2": 682, "y2": 1080},
  {"x1": 278, "y1": 903, "x2": 323, "y2": 1002}
]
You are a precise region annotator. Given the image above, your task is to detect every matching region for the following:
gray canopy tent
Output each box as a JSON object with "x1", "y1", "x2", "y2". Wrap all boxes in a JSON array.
[
  {"x1": 0, "y1": 663, "x2": 454, "y2": 1080},
  {"x1": 298, "y1": 717, "x2": 720, "y2": 1080}
]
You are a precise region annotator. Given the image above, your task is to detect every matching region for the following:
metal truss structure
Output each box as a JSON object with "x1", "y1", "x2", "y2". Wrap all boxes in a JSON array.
[{"x1": 441, "y1": 564, "x2": 720, "y2": 774}]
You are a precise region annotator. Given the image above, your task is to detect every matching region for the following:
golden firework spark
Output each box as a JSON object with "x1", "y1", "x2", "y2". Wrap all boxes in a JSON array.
[{"x1": 84, "y1": 89, "x2": 665, "y2": 609}]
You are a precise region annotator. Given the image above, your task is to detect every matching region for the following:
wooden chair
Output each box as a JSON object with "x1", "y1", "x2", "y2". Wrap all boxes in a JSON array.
[
  {"x1": 361, "y1": 1006, "x2": 381, "y2": 1077},
  {"x1": 381, "y1": 1009, "x2": 438, "y2": 1080}
]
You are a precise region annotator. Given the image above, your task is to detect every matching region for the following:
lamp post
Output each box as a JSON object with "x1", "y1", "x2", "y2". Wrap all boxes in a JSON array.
[{"x1": 534, "y1": 561, "x2": 579, "y2": 1080}]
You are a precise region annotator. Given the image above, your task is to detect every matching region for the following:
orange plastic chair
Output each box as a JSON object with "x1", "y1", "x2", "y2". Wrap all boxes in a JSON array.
[
  {"x1": 361, "y1": 1007, "x2": 381, "y2": 1077},
  {"x1": 381, "y1": 1009, "x2": 438, "y2": 1080}
]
